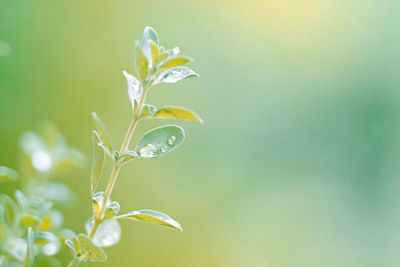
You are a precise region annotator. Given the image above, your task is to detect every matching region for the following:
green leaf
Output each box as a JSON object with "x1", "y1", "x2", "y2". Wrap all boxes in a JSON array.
[
  {"x1": 91, "y1": 131, "x2": 105, "y2": 195},
  {"x1": 158, "y1": 56, "x2": 192, "y2": 71},
  {"x1": 155, "y1": 66, "x2": 199, "y2": 84},
  {"x1": 34, "y1": 231, "x2": 61, "y2": 256},
  {"x1": 116, "y1": 209, "x2": 182, "y2": 231},
  {"x1": 64, "y1": 239, "x2": 76, "y2": 257},
  {"x1": 123, "y1": 71, "x2": 143, "y2": 112},
  {"x1": 91, "y1": 112, "x2": 114, "y2": 152},
  {"x1": 135, "y1": 41, "x2": 149, "y2": 81},
  {"x1": 26, "y1": 227, "x2": 34, "y2": 267},
  {"x1": 0, "y1": 194, "x2": 18, "y2": 229},
  {"x1": 139, "y1": 104, "x2": 158, "y2": 119},
  {"x1": 104, "y1": 202, "x2": 120, "y2": 219},
  {"x1": 150, "y1": 41, "x2": 159, "y2": 64},
  {"x1": 143, "y1": 26, "x2": 159, "y2": 45},
  {"x1": 153, "y1": 106, "x2": 203, "y2": 123},
  {"x1": 20, "y1": 215, "x2": 41, "y2": 228},
  {"x1": 0, "y1": 166, "x2": 19, "y2": 183},
  {"x1": 77, "y1": 234, "x2": 107, "y2": 262},
  {"x1": 135, "y1": 125, "x2": 185, "y2": 158},
  {"x1": 14, "y1": 190, "x2": 28, "y2": 213},
  {"x1": 118, "y1": 151, "x2": 139, "y2": 166}
]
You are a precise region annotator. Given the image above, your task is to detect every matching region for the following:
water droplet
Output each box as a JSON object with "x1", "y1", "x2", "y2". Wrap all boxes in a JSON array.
[
  {"x1": 86, "y1": 218, "x2": 121, "y2": 247},
  {"x1": 139, "y1": 144, "x2": 158, "y2": 158},
  {"x1": 167, "y1": 136, "x2": 176, "y2": 146},
  {"x1": 32, "y1": 150, "x2": 52, "y2": 172},
  {"x1": 160, "y1": 146, "x2": 167, "y2": 153},
  {"x1": 172, "y1": 47, "x2": 180, "y2": 55}
]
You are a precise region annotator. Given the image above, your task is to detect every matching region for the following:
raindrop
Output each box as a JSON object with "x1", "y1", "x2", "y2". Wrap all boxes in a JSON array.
[
  {"x1": 86, "y1": 218, "x2": 121, "y2": 247},
  {"x1": 167, "y1": 136, "x2": 176, "y2": 146},
  {"x1": 139, "y1": 144, "x2": 158, "y2": 158}
]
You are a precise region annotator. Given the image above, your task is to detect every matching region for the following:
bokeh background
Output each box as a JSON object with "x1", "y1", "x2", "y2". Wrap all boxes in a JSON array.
[{"x1": 2, "y1": 0, "x2": 400, "y2": 266}]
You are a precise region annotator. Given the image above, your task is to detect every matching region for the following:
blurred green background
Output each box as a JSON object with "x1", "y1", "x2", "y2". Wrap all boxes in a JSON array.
[{"x1": 2, "y1": 0, "x2": 400, "y2": 266}]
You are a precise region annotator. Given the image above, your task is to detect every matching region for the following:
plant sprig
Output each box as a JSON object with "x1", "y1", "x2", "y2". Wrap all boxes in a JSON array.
[{"x1": 66, "y1": 26, "x2": 201, "y2": 266}]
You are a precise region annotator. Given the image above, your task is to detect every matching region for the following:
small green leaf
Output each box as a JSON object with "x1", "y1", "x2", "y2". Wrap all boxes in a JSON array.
[
  {"x1": 64, "y1": 239, "x2": 76, "y2": 257},
  {"x1": 150, "y1": 41, "x2": 159, "y2": 64},
  {"x1": 34, "y1": 231, "x2": 61, "y2": 256},
  {"x1": 91, "y1": 131, "x2": 105, "y2": 195},
  {"x1": 123, "y1": 71, "x2": 143, "y2": 112},
  {"x1": 158, "y1": 56, "x2": 192, "y2": 71},
  {"x1": 26, "y1": 227, "x2": 34, "y2": 267},
  {"x1": 104, "y1": 202, "x2": 120, "y2": 219},
  {"x1": 143, "y1": 27, "x2": 159, "y2": 45},
  {"x1": 14, "y1": 190, "x2": 28, "y2": 213},
  {"x1": 20, "y1": 215, "x2": 41, "y2": 228},
  {"x1": 0, "y1": 166, "x2": 19, "y2": 183},
  {"x1": 91, "y1": 112, "x2": 114, "y2": 152},
  {"x1": 0, "y1": 194, "x2": 18, "y2": 229},
  {"x1": 139, "y1": 104, "x2": 158, "y2": 119},
  {"x1": 135, "y1": 41, "x2": 149, "y2": 81},
  {"x1": 153, "y1": 106, "x2": 203, "y2": 123},
  {"x1": 77, "y1": 234, "x2": 107, "y2": 262},
  {"x1": 116, "y1": 209, "x2": 183, "y2": 231},
  {"x1": 135, "y1": 125, "x2": 185, "y2": 158},
  {"x1": 118, "y1": 151, "x2": 139, "y2": 166},
  {"x1": 155, "y1": 66, "x2": 199, "y2": 84}
]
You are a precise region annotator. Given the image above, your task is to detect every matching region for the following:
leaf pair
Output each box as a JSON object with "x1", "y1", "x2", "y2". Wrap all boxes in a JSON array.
[{"x1": 65, "y1": 234, "x2": 107, "y2": 263}]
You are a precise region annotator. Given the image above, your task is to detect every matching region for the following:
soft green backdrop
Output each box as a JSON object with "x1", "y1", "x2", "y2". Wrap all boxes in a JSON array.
[{"x1": 2, "y1": 0, "x2": 400, "y2": 266}]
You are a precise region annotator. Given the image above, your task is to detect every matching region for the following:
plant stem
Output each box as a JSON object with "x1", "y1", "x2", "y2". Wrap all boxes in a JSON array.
[
  {"x1": 67, "y1": 258, "x2": 80, "y2": 267},
  {"x1": 89, "y1": 86, "x2": 149, "y2": 238}
]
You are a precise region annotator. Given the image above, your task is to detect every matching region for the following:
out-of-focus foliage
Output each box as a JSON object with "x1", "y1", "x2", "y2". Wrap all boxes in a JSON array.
[{"x1": 0, "y1": 124, "x2": 84, "y2": 266}]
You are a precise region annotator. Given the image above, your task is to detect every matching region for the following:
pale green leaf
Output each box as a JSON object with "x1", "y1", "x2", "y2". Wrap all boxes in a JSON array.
[
  {"x1": 26, "y1": 227, "x2": 34, "y2": 267},
  {"x1": 139, "y1": 104, "x2": 158, "y2": 119},
  {"x1": 91, "y1": 131, "x2": 105, "y2": 195},
  {"x1": 155, "y1": 66, "x2": 199, "y2": 84},
  {"x1": 64, "y1": 239, "x2": 76, "y2": 257},
  {"x1": 135, "y1": 41, "x2": 148, "y2": 81},
  {"x1": 77, "y1": 234, "x2": 107, "y2": 262},
  {"x1": 0, "y1": 166, "x2": 19, "y2": 183},
  {"x1": 20, "y1": 215, "x2": 41, "y2": 228},
  {"x1": 153, "y1": 106, "x2": 203, "y2": 123},
  {"x1": 0, "y1": 194, "x2": 18, "y2": 229},
  {"x1": 135, "y1": 125, "x2": 185, "y2": 158},
  {"x1": 117, "y1": 209, "x2": 183, "y2": 231},
  {"x1": 91, "y1": 112, "x2": 114, "y2": 152},
  {"x1": 158, "y1": 56, "x2": 192, "y2": 71},
  {"x1": 14, "y1": 190, "x2": 28, "y2": 213},
  {"x1": 123, "y1": 71, "x2": 143, "y2": 112},
  {"x1": 143, "y1": 27, "x2": 159, "y2": 45},
  {"x1": 150, "y1": 41, "x2": 159, "y2": 64},
  {"x1": 118, "y1": 151, "x2": 139, "y2": 166}
]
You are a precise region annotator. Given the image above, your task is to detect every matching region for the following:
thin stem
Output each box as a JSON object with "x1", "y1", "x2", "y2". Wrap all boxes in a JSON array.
[
  {"x1": 67, "y1": 258, "x2": 79, "y2": 267},
  {"x1": 89, "y1": 85, "x2": 149, "y2": 239}
]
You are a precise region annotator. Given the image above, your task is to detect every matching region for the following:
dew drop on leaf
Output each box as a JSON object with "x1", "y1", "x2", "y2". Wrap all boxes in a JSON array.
[
  {"x1": 85, "y1": 218, "x2": 121, "y2": 247},
  {"x1": 139, "y1": 144, "x2": 158, "y2": 158},
  {"x1": 167, "y1": 136, "x2": 176, "y2": 146}
]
